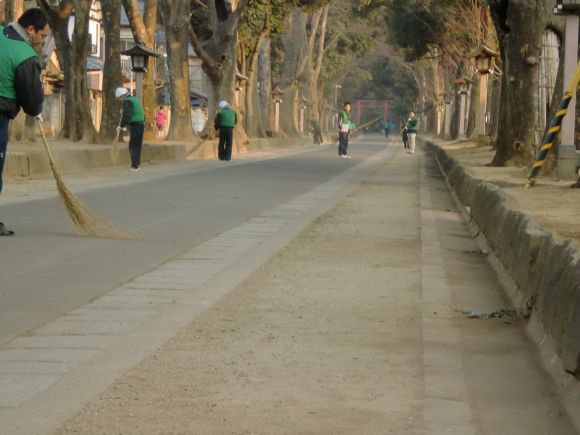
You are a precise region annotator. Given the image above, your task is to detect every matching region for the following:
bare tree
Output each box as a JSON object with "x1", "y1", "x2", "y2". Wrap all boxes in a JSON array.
[
  {"x1": 489, "y1": 0, "x2": 563, "y2": 166},
  {"x1": 303, "y1": 4, "x2": 329, "y2": 123},
  {"x1": 160, "y1": 0, "x2": 196, "y2": 140},
  {"x1": 121, "y1": 0, "x2": 159, "y2": 140},
  {"x1": 101, "y1": 0, "x2": 123, "y2": 142},
  {"x1": 189, "y1": 0, "x2": 250, "y2": 143},
  {"x1": 242, "y1": 13, "x2": 270, "y2": 137},
  {"x1": 276, "y1": 5, "x2": 329, "y2": 136},
  {"x1": 278, "y1": 8, "x2": 309, "y2": 135},
  {"x1": 39, "y1": 0, "x2": 98, "y2": 142}
]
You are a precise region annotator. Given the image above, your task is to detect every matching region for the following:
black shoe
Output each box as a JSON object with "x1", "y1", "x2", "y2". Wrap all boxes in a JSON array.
[{"x1": 0, "y1": 222, "x2": 15, "y2": 236}]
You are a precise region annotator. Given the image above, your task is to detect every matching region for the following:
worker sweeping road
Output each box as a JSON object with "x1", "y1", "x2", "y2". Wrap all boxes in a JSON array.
[
  {"x1": 115, "y1": 87, "x2": 145, "y2": 172},
  {"x1": 0, "y1": 8, "x2": 49, "y2": 236}
]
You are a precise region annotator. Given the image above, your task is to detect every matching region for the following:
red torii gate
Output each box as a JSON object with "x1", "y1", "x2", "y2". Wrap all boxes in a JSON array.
[{"x1": 352, "y1": 99, "x2": 390, "y2": 124}]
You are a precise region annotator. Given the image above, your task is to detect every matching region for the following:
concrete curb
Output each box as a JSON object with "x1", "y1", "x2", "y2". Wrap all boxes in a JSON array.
[
  {"x1": 5, "y1": 137, "x2": 312, "y2": 178},
  {"x1": 426, "y1": 140, "x2": 580, "y2": 431}
]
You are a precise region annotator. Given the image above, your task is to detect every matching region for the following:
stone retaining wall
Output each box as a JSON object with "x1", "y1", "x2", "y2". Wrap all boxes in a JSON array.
[
  {"x1": 427, "y1": 141, "x2": 580, "y2": 379},
  {"x1": 5, "y1": 137, "x2": 311, "y2": 178}
]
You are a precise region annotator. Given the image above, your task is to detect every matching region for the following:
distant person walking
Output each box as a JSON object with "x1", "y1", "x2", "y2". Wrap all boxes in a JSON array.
[
  {"x1": 116, "y1": 87, "x2": 145, "y2": 171},
  {"x1": 0, "y1": 8, "x2": 49, "y2": 236},
  {"x1": 400, "y1": 120, "x2": 409, "y2": 149},
  {"x1": 338, "y1": 101, "x2": 352, "y2": 159},
  {"x1": 155, "y1": 106, "x2": 166, "y2": 137},
  {"x1": 214, "y1": 100, "x2": 237, "y2": 161},
  {"x1": 309, "y1": 118, "x2": 323, "y2": 145},
  {"x1": 406, "y1": 111, "x2": 418, "y2": 154}
]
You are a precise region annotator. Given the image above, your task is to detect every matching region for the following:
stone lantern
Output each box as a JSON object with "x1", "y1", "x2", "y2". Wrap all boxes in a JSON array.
[
  {"x1": 121, "y1": 43, "x2": 159, "y2": 102},
  {"x1": 272, "y1": 87, "x2": 283, "y2": 134},
  {"x1": 467, "y1": 45, "x2": 498, "y2": 145},
  {"x1": 454, "y1": 77, "x2": 472, "y2": 139}
]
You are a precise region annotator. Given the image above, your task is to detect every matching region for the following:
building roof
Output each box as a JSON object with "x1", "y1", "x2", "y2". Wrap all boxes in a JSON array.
[{"x1": 87, "y1": 57, "x2": 104, "y2": 71}]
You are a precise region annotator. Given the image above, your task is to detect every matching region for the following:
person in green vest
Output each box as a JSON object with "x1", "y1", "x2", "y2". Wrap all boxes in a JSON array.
[
  {"x1": 214, "y1": 100, "x2": 237, "y2": 161},
  {"x1": 116, "y1": 87, "x2": 145, "y2": 171},
  {"x1": 406, "y1": 111, "x2": 419, "y2": 154},
  {"x1": 0, "y1": 8, "x2": 49, "y2": 236},
  {"x1": 337, "y1": 101, "x2": 352, "y2": 159}
]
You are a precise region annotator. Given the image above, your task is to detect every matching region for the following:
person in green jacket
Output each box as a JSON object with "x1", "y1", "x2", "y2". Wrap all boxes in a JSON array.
[
  {"x1": 337, "y1": 101, "x2": 352, "y2": 159},
  {"x1": 116, "y1": 87, "x2": 145, "y2": 171},
  {"x1": 406, "y1": 111, "x2": 419, "y2": 154},
  {"x1": 0, "y1": 8, "x2": 49, "y2": 236},
  {"x1": 214, "y1": 100, "x2": 237, "y2": 161}
]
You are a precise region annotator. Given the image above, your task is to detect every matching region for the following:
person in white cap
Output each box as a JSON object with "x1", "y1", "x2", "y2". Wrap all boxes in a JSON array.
[
  {"x1": 213, "y1": 100, "x2": 237, "y2": 161},
  {"x1": 115, "y1": 87, "x2": 145, "y2": 171}
]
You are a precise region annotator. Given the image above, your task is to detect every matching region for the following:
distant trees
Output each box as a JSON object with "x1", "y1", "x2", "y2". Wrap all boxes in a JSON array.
[{"x1": 8, "y1": 0, "x2": 566, "y2": 172}]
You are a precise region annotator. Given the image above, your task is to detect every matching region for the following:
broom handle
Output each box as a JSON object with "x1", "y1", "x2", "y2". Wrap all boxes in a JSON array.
[
  {"x1": 350, "y1": 117, "x2": 380, "y2": 133},
  {"x1": 36, "y1": 117, "x2": 57, "y2": 164}
]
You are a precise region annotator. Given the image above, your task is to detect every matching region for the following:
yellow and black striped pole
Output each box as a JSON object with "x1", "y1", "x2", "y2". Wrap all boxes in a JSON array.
[{"x1": 527, "y1": 61, "x2": 580, "y2": 187}]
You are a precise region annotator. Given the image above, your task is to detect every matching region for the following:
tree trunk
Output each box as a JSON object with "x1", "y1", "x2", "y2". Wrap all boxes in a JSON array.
[
  {"x1": 488, "y1": 75, "x2": 502, "y2": 146},
  {"x1": 259, "y1": 38, "x2": 272, "y2": 135},
  {"x1": 122, "y1": 0, "x2": 158, "y2": 141},
  {"x1": 279, "y1": 8, "x2": 308, "y2": 135},
  {"x1": 101, "y1": 0, "x2": 123, "y2": 142},
  {"x1": 39, "y1": 0, "x2": 98, "y2": 142},
  {"x1": 4, "y1": 0, "x2": 23, "y2": 22},
  {"x1": 244, "y1": 16, "x2": 270, "y2": 137},
  {"x1": 304, "y1": 5, "x2": 329, "y2": 124},
  {"x1": 189, "y1": 0, "x2": 250, "y2": 146},
  {"x1": 159, "y1": 0, "x2": 195, "y2": 141},
  {"x1": 489, "y1": 0, "x2": 563, "y2": 166}
]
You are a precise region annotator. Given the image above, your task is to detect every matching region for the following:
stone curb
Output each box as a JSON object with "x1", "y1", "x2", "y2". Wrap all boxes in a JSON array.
[
  {"x1": 426, "y1": 141, "x2": 580, "y2": 430},
  {"x1": 5, "y1": 137, "x2": 312, "y2": 178}
]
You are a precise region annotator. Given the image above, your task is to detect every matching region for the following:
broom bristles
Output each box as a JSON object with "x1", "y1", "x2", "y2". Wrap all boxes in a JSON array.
[{"x1": 39, "y1": 120, "x2": 132, "y2": 239}]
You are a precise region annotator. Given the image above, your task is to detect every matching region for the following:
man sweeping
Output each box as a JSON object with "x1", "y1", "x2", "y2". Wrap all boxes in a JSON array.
[
  {"x1": 115, "y1": 87, "x2": 145, "y2": 172},
  {"x1": 0, "y1": 8, "x2": 49, "y2": 236},
  {"x1": 214, "y1": 100, "x2": 237, "y2": 161}
]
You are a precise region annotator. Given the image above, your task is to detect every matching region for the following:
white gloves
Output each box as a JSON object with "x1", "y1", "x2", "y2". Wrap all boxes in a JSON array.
[
  {"x1": 35, "y1": 114, "x2": 44, "y2": 123},
  {"x1": 116, "y1": 126, "x2": 127, "y2": 132}
]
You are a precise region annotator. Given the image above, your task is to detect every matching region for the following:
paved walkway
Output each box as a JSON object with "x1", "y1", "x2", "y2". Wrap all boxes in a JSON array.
[{"x1": 0, "y1": 138, "x2": 576, "y2": 434}]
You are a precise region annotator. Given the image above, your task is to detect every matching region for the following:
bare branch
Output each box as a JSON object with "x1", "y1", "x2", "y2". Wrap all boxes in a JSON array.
[{"x1": 188, "y1": 23, "x2": 216, "y2": 70}]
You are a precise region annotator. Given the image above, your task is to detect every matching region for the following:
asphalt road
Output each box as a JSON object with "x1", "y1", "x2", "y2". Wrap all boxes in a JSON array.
[{"x1": 0, "y1": 138, "x2": 387, "y2": 346}]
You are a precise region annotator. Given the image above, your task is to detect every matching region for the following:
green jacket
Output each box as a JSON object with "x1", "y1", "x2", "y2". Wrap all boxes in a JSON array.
[
  {"x1": 406, "y1": 116, "x2": 418, "y2": 133},
  {"x1": 0, "y1": 25, "x2": 43, "y2": 118},
  {"x1": 120, "y1": 95, "x2": 145, "y2": 126},
  {"x1": 338, "y1": 110, "x2": 351, "y2": 132},
  {"x1": 215, "y1": 107, "x2": 237, "y2": 129}
]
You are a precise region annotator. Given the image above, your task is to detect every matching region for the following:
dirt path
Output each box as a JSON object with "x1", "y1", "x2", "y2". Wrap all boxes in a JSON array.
[{"x1": 53, "y1": 143, "x2": 575, "y2": 435}]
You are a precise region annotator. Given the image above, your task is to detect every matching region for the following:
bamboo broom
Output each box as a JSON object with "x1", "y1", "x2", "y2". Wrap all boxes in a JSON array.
[{"x1": 36, "y1": 118, "x2": 131, "y2": 239}]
